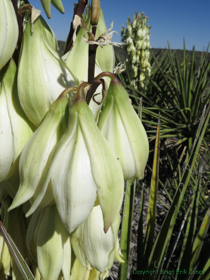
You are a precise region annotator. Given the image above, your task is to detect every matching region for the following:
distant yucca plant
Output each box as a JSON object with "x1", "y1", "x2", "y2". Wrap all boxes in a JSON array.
[{"x1": 121, "y1": 12, "x2": 151, "y2": 89}]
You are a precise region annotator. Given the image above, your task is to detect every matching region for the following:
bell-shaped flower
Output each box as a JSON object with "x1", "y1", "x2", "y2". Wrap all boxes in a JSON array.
[
  {"x1": 71, "y1": 205, "x2": 123, "y2": 273},
  {"x1": 35, "y1": 90, "x2": 124, "y2": 233},
  {"x1": 18, "y1": 10, "x2": 77, "y2": 126},
  {"x1": 40, "y1": 0, "x2": 64, "y2": 19},
  {"x1": 136, "y1": 39, "x2": 143, "y2": 50},
  {"x1": 71, "y1": 258, "x2": 101, "y2": 280},
  {"x1": 26, "y1": 204, "x2": 71, "y2": 280},
  {"x1": 0, "y1": 69, "x2": 14, "y2": 182},
  {"x1": 126, "y1": 37, "x2": 133, "y2": 45},
  {"x1": 63, "y1": 19, "x2": 108, "y2": 120},
  {"x1": 0, "y1": 0, "x2": 19, "y2": 70},
  {"x1": 97, "y1": 74, "x2": 149, "y2": 181},
  {"x1": 0, "y1": 60, "x2": 33, "y2": 185},
  {"x1": 137, "y1": 29, "x2": 143, "y2": 39},
  {"x1": 126, "y1": 24, "x2": 132, "y2": 36},
  {"x1": 8, "y1": 89, "x2": 72, "y2": 212},
  {"x1": 95, "y1": 8, "x2": 115, "y2": 74}
]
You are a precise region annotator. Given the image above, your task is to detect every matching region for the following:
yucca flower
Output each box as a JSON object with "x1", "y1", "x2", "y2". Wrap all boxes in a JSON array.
[
  {"x1": 0, "y1": 0, "x2": 19, "y2": 70},
  {"x1": 97, "y1": 73, "x2": 149, "y2": 181},
  {"x1": 36, "y1": 86, "x2": 124, "y2": 234},
  {"x1": 26, "y1": 204, "x2": 71, "y2": 280},
  {"x1": 8, "y1": 88, "x2": 75, "y2": 213},
  {"x1": 71, "y1": 205, "x2": 123, "y2": 274},
  {"x1": 40, "y1": 0, "x2": 65, "y2": 18},
  {"x1": 18, "y1": 8, "x2": 76, "y2": 126},
  {"x1": 0, "y1": 60, "x2": 33, "y2": 184}
]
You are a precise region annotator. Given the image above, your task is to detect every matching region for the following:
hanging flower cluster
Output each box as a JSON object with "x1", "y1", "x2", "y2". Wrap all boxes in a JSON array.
[
  {"x1": 121, "y1": 12, "x2": 152, "y2": 89},
  {"x1": 0, "y1": 0, "x2": 149, "y2": 279}
]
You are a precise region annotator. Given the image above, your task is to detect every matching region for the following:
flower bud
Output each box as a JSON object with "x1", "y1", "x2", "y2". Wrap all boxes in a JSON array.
[
  {"x1": 141, "y1": 60, "x2": 147, "y2": 68},
  {"x1": 0, "y1": 60, "x2": 33, "y2": 184},
  {"x1": 132, "y1": 54, "x2": 137, "y2": 64},
  {"x1": 126, "y1": 24, "x2": 132, "y2": 36},
  {"x1": 126, "y1": 37, "x2": 133, "y2": 45},
  {"x1": 91, "y1": 0, "x2": 100, "y2": 25},
  {"x1": 26, "y1": 205, "x2": 71, "y2": 280},
  {"x1": 95, "y1": 8, "x2": 115, "y2": 73},
  {"x1": 142, "y1": 41, "x2": 147, "y2": 50},
  {"x1": 136, "y1": 39, "x2": 143, "y2": 49},
  {"x1": 144, "y1": 50, "x2": 150, "y2": 60},
  {"x1": 71, "y1": 206, "x2": 122, "y2": 273},
  {"x1": 132, "y1": 64, "x2": 138, "y2": 77},
  {"x1": 63, "y1": 21, "x2": 109, "y2": 119},
  {"x1": 132, "y1": 19, "x2": 136, "y2": 28},
  {"x1": 137, "y1": 29, "x2": 143, "y2": 39},
  {"x1": 18, "y1": 13, "x2": 76, "y2": 126},
  {"x1": 0, "y1": 0, "x2": 19, "y2": 70},
  {"x1": 146, "y1": 41, "x2": 151, "y2": 49},
  {"x1": 140, "y1": 73, "x2": 145, "y2": 81},
  {"x1": 40, "y1": 0, "x2": 64, "y2": 18},
  {"x1": 98, "y1": 77, "x2": 149, "y2": 180},
  {"x1": 145, "y1": 34, "x2": 150, "y2": 41},
  {"x1": 8, "y1": 91, "x2": 70, "y2": 212},
  {"x1": 142, "y1": 28, "x2": 147, "y2": 39}
]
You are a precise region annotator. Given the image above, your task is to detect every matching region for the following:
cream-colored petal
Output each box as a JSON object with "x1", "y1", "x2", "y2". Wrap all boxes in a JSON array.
[
  {"x1": 36, "y1": 205, "x2": 64, "y2": 280},
  {"x1": 51, "y1": 116, "x2": 97, "y2": 233},
  {"x1": 9, "y1": 95, "x2": 68, "y2": 211},
  {"x1": 0, "y1": 0, "x2": 18, "y2": 70},
  {"x1": 99, "y1": 95, "x2": 136, "y2": 180},
  {"x1": 61, "y1": 236, "x2": 71, "y2": 280},
  {"x1": 0, "y1": 85, "x2": 13, "y2": 182},
  {"x1": 82, "y1": 206, "x2": 115, "y2": 272},
  {"x1": 78, "y1": 101, "x2": 124, "y2": 232},
  {"x1": 115, "y1": 84, "x2": 149, "y2": 179},
  {"x1": 18, "y1": 16, "x2": 75, "y2": 126}
]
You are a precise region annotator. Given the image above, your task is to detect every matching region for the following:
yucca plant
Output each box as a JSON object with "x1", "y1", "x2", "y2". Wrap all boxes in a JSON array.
[
  {"x1": 117, "y1": 44, "x2": 210, "y2": 193},
  {"x1": 141, "y1": 44, "x2": 210, "y2": 148},
  {"x1": 120, "y1": 11, "x2": 151, "y2": 89},
  {"x1": 117, "y1": 103, "x2": 210, "y2": 280}
]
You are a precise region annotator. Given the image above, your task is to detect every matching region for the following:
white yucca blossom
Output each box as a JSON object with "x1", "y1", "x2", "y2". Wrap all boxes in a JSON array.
[
  {"x1": 98, "y1": 75, "x2": 149, "y2": 181},
  {"x1": 122, "y1": 11, "x2": 151, "y2": 89},
  {"x1": 15, "y1": 93, "x2": 124, "y2": 234},
  {"x1": 18, "y1": 10, "x2": 76, "y2": 126},
  {"x1": 71, "y1": 206, "x2": 122, "y2": 273},
  {"x1": 126, "y1": 37, "x2": 133, "y2": 45},
  {"x1": 0, "y1": 0, "x2": 19, "y2": 70},
  {"x1": 0, "y1": 60, "x2": 33, "y2": 184},
  {"x1": 26, "y1": 204, "x2": 71, "y2": 280}
]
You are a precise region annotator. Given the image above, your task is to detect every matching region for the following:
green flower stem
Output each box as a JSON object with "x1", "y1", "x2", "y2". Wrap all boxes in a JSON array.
[
  {"x1": 76, "y1": 82, "x2": 90, "y2": 101},
  {"x1": 94, "y1": 71, "x2": 118, "y2": 83},
  {"x1": 59, "y1": 86, "x2": 78, "y2": 98},
  {"x1": 86, "y1": 79, "x2": 101, "y2": 105}
]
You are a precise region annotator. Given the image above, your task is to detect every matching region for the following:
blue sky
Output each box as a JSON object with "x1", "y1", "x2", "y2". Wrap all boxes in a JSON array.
[{"x1": 30, "y1": 0, "x2": 210, "y2": 51}]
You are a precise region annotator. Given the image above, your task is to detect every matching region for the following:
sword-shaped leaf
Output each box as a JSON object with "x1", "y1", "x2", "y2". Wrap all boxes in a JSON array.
[{"x1": 0, "y1": 221, "x2": 35, "y2": 280}]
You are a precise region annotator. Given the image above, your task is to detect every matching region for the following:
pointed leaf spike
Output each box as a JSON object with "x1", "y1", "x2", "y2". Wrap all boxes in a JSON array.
[
  {"x1": 143, "y1": 115, "x2": 160, "y2": 265},
  {"x1": 0, "y1": 221, "x2": 35, "y2": 280}
]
